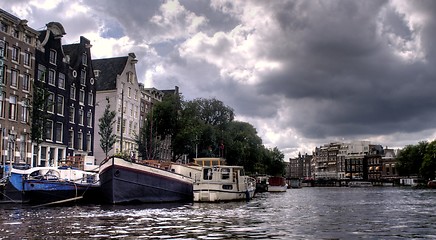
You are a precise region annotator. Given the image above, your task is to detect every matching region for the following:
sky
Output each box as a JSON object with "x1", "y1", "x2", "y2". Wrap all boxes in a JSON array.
[{"x1": 3, "y1": 0, "x2": 436, "y2": 160}]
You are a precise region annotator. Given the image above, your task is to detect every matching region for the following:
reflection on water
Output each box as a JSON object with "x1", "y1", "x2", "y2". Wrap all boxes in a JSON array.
[{"x1": 0, "y1": 188, "x2": 435, "y2": 239}]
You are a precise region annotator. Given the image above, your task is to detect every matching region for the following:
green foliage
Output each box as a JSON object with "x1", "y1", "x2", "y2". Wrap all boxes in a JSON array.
[
  {"x1": 397, "y1": 140, "x2": 436, "y2": 180},
  {"x1": 98, "y1": 98, "x2": 116, "y2": 158},
  {"x1": 146, "y1": 95, "x2": 285, "y2": 175},
  {"x1": 134, "y1": 113, "x2": 161, "y2": 160}
]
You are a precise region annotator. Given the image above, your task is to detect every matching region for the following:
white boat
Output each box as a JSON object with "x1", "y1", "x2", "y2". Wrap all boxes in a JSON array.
[
  {"x1": 193, "y1": 165, "x2": 256, "y2": 202},
  {"x1": 348, "y1": 181, "x2": 373, "y2": 187},
  {"x1": 268, "y1": 176, "x2": 288, "y2": 192}
]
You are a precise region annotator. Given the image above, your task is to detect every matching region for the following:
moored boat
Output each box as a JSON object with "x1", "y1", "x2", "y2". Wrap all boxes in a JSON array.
[
  {"x1": 2, "y1": 166, "x2": 100, "y2": 205},
  {"x1": 99, "y1": 157, "x2": 194, "y2": 204},
  {"x1": 268, "y1": 176, "x2": 287, "y2": 192},
  {"x1": 255, "y1": 175, "x2": 269, "y2": 193},
  {"x1": 193, "y1": 165, "x2": 256, "y2": 202},
  {"x1": 428, "y1": 180, "x2": 436, "y2": 189},
  {"x1": 348, "y1": 181, "x2": 373, "y2": 187}
]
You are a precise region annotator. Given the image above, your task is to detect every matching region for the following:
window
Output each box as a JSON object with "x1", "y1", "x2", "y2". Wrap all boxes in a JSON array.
[
  {"x1": 45, "y1": 120, "x2": 53, "y2": 141},
  {"x1": 80, "y1": 69, "x2": 86, "y2": 85},
  {"x1": 0, "y1": 64, "x2": 5, "y2": 85},
  {"x1": 69, "y1": 107, "x2": 75, "y2": 123},
  {"x1": 0, "y1": 40, "x2": 5, "y2": 58},
  {"x1": 21, "y1": 99, "x2": 29, "y2": 123},
  {"x1": 22, "y1": 74, "x2": 30, "y2": 91},
  {"x1": 58, "y1": 73, "x2": 65, "y2": 89},
  {"x1": 24, "y1": 51, "x2": 31, "y2": 67},
  {"x1": 56, "y1": 95, "x2": 64, "y2": 116},
  {"x1": 10, "y1": 69, "x2": 18, "y2": 88},
  {"x1": 86, "y1": 111, "x2": 92, "y2": 127},
  {"x1": 13, "y1": 30, "x2": 19, "y2": 38},
  {"x1": 47, "y1": 92, "x2": 54, "y2": 113},
  {"x1": 24, "y1": 34, "x2": 32, "y2": 44},
  {"x1": 86, "y1": 133, "x2": 92, "y2": 151},
  {"x1": 68, "y1": 130, "x2": 74, "y2": 148},
  {"x1": 70, "y1": 85, "x2": 76, "y2": 100},
  {"x1": 49, "y1": 49, "x2": 57, "y2": 64},
  {"x1": 88, "y1": 92, "x2": 93, "y2": 106},
  {"x1": 9, "y1": 95, "x2": 17, "y2": 120},
  {"x1": 38, "y1": 65, "x2": 46, "y2": 82},
  {"x1": 78, "y1": 109, "x2": 84, "y2": 125},
  {"x1": 79, "y1": 89, "x2": 85, "y2": 104},
  {"x1": 122, "y1": 118, "x2": 126, "y2": 133},
  {"x1": 129, "y1": 121, "x2": 133, "y2": 135},
  {"x1": 134, "y1": 90, "x2": 138, "y2": 100},
  {"x1": 128, "y1": 87, "x2": 131, "y2": 98},
  {"x1": 12, "y1": 47, "x2": 20, "y2": 62},
  {"x1": 116, "y1": 117, "x2": 121, "y2": 133},
  {"x1": 127, "y1": 72, "x2": 133, "y2": 83},
  {"x1": 0, "y1": 91, "x2": 5, "y2": 118},
  {"x1": 1, "y1": 21, "x2": 8, "y2": 32},
  {"x1": 77, "y1": 132, "x2": 83, "y2": 150},
  {"x1": 82, "y1": 53, "x2": 87, "y2": 66},
  {"x1": 55, "y1": 122, "x2": 63, "y2": 142},
  {"x1": 48, "y1": 69, "x2": 55, "y2": 85}
]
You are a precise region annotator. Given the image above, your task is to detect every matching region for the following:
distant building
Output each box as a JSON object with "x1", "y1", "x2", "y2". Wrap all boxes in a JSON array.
[
  {"x1": 344, "y1": 141, "x2": 370, "y2": 180},
  {"x1": 366, "y1": 144, "x2": 384, "y2": 181},
  {"x1": 381, "y1": 147, "x2": 399, "y2": 181},
  {"x1": 288, "y1": 153, "x2": 313, "y2": 180}
]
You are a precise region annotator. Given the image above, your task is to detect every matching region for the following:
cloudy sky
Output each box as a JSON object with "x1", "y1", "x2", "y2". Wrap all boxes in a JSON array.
[{"x1": 3, "y1": 0, "x2": 436, "y2": 160}]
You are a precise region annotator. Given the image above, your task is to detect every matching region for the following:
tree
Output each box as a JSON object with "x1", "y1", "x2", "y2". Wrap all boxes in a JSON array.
[
  {"x1": 421, "y1": 140, "x2": 436, "y2": 180},
  {"x1": 397, "y1": 141, "x2": 428, "y2": 177},
  {"x1": 30, "y1": 80, "x2": 52, "y2": 166},
  {"x1": 98, "y1": 97, "x2": 116, "y2": 158},
  {"x1": 135, "y1": 113, "x2": 161, "y2": 160}
]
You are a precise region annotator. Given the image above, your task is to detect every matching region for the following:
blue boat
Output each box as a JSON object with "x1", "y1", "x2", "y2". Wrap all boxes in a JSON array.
[
  {"x1": 1, "y1": 166, "x2": 100, "y2": 205},
  {"x1": 99, "y1": 157, "x2": 194, "y2": 204}
]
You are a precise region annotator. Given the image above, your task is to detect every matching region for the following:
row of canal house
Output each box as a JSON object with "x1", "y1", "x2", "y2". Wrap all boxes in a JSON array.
[
  {"x1": 287, "y1": 141, "x2": 400, "y2": 183},
  {"x1": 0, "y1": 8, "x2": 175, "y2": 168}
]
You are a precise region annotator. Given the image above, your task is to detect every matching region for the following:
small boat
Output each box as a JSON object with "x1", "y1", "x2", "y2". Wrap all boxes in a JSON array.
[
  {"x1": 428, "y1": 180, "x2": 436, "y2": 189},
  {"x1": 2, "y1": 166, "x2": 100, "y2": 205},
  {"x1": 348, "y1": 181, "x2": 373, "y2": 187},
  {"x1": 99, "y1": 157, "x2": 194, "y2": 204},
  {"x1": 255, "y1": 175, "x2": 269, "y2": 193},
  {"x1": 193, "y1": 165, "x2": 256, "y2": 202},
  {"x1": 268, "y1": 176, "x2": 288, "y2": 192}
]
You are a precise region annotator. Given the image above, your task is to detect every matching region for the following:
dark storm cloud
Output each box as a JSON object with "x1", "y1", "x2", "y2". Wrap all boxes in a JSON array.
[{"x1": 250, "y1": 1, "x2": 436, "y2": 140}]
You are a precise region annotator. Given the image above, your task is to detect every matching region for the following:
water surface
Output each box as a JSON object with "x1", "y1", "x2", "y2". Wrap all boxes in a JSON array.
[{"x1": 0, "y1": 187, "x2": 435, "y2": 239}]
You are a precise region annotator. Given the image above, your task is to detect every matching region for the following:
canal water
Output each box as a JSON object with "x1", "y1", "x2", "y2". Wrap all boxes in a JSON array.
[{"x1": 0, "y1": 187, "x2": 435, "y2": 239}]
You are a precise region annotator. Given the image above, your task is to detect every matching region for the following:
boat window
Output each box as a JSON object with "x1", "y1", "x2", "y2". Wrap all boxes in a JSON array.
[
  {"x1": 203, "y1": 168, "x2": 212, "y2": 180},
  {"x1": 221, "y1": 168, "x2": 230, "y2": 180},
  {"x1": 222, "y1": 185, "x2": 233, "y2": 190}
]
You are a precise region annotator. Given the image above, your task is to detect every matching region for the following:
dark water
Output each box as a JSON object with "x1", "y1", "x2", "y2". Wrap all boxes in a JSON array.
[{"x1": 0, "y1": 187, "x2": 435, "y2": 239}]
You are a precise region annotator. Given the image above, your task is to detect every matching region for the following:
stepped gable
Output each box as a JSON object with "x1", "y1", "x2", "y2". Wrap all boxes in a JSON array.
[{"x1": 92, "y1": 56, "x2": 128, "y2": 91}]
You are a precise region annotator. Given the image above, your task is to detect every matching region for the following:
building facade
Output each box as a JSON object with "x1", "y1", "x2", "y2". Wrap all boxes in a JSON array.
[
  {"x1": 0, "y1": 9, "x2": 39, "y2": 166},
  {"x1": 63, "y1": 36, "x2": 96, "y2": 161},
  {"x1": 93, "y1": 53, "x2": 140, "y2": 164},
  {"x1": 34, "y1": 22, "x2": 70, "y2": 167}
]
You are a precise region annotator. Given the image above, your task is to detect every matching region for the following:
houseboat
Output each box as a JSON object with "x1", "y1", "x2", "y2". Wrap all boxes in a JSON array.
[
  {"x1": 268, "y1": 176, "x2": 288, "y2": 192},
  {"x1": 99, "y1": 157, "x2": 194, "y2": 204},
  {"x1": 193, "y1": 165, "x2": 256, "y2": 202}
]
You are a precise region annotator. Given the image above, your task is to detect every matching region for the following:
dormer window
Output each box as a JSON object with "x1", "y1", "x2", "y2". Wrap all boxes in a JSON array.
[
  {"x1": 49, "y1": 49, "x2": 57, "y2": 65},
  {"x1": 127, "y1": 72, "x2": 134, "y2": 83},
  {"x1": 82, "y1": 53, "x2": 87, "y2": 66}
]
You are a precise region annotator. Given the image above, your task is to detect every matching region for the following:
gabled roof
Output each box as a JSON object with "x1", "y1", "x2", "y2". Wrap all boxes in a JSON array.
[{"x1": 92, "y1": 56, "x2": 128, "y2": 91}]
